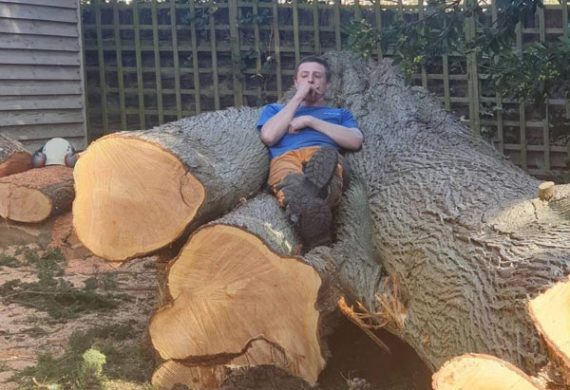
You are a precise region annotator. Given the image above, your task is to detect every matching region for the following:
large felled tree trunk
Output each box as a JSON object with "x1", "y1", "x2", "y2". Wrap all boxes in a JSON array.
[
  {"x1": 312, "y1": 52, "x2": 570, "y2": 374},
  {"x1": 73, "y1": 107, "x2": 268, "y2": 261}
]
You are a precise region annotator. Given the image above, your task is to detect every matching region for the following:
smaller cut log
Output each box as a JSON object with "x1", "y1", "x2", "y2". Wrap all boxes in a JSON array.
[
  {"x1": 149, "y1": 195, "x2": 327, "y2": 387},
  {"x1": 432, "y1": 353, "x2": 540, "y2": 390},
  {"x1": 0, "y1": 166, "x2": 74, "y2": 223},
  {"x1": 0, "y1": 134, "x2": 32, "y2": 178},
  {"x1": 529, "y1": 277, "x2": 570, "y2": 386}
]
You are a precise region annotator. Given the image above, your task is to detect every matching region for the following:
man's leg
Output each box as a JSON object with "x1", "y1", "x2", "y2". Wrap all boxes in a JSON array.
[{"x1": 268, "y1": 147, "x2": 336, "y2": 250}]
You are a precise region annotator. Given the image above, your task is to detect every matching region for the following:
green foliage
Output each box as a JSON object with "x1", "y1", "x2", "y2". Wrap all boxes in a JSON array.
[
  {"x1": 13, "y1": 323, "x2": 155, "y2": 389},
  {"x1": 0, "y1": 254, "x2": 21, "y2": 268},
  {"x1": 346, "y1": 0, "x2": 570, "y2": 106},
  {"x1": 347, "y1": 19, "x2": 379, "y2": 60},
  {"x1": 0, "y1": 248, "x2": 128, "y2": 321},
  {"x1": 485, "y1": 37, "x2": 570, "y2": 104}
]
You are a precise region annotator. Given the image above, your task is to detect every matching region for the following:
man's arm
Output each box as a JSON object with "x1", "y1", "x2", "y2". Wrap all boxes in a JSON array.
[
  {"x1": 289, "y1": 115, "x2": 363, "y2": 151},
  {"x1": 259, "y1": 84, "x2": 312, "y2": 146}
]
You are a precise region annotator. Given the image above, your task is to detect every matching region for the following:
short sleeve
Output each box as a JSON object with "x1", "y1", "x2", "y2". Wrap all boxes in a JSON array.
[
  {"x1": 257, "y1": 104, "x2": 282, "y2": 131},
  {"x1": 341, "y1": 109, "x2": 358, "y2": 128}
]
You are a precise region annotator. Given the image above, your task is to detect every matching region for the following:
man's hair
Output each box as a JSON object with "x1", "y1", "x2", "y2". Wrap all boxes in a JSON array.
[{"x1": 295, "y1": 56, "x2": 331, "y2": 81}]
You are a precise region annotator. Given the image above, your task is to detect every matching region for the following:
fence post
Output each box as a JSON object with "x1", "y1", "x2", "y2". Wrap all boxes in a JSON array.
[
  {"x1": 94, "y1": 0, "x2": 108, "y2": 134},
  {"x1": 464, "y1": 0, "x2": 480, "y2": 136},
  {"x1": 229, "y1": 0, "x2": 244, "y2": 106}
]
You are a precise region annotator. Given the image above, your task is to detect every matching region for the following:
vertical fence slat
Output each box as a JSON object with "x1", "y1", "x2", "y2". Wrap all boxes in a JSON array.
[
  {"x1": 563, "y1": 0, "x2": 570, "y2": 166},
  {"x1": 292, "y1": 0, "x2": 300, "y2": 64},
  {"x1": 354, "y1": 0, "x2": 362, "y2": 20},
  {"x1": 80, "y1": 3, "x2": 91, "y2": 139},
  {"x1": 516, "y1": 21, "x2": 527, "y2": 170},
  {"x1": 464, "y1": 0, "x2": 480, "y2": 136},
  {"x1": 417, "y1": 0, "x2": 428, "y2": 89},
  {"x1": 442, "y1": 55, "x2": 451, "y2": 111},
  {"x1": 112, "y1": 0, "x2": 126, "y2": 130},
  {"x1": 272, "y1": 1, "x2": 282, "y2": 98},
  {"x1": 133, "y1": 0, "x2": 145, "y2": 129},
  {"x1": 375, "y1": 0, "x2": 383, "y2": 60},
  {"x1": 229, "y1": 0, "x2": 243, "y2": 106},
  {"x1": 151, "y1": 0, "x2": 164, "y2": 124},
  {"x1": 209, "y1": 0, "x2": 220, "y2": 110},
  {"x1": 253, "y1": 0, "x2": 262, "y2": 104},
  {"x1": 94, "y1": 0, "x2": 108, "y2": 134},
  {"x1": 334, "y1": 0, "x2": 341, "y2": 51},
  {"x1": 313, "y1": 0, "x2": 320, "y2": 54},
  {"x1": 189, "y1": 1, "x2": 202, "y2": 113},
  {"x1": 491, "y1": 0, "x2": 503, "y2": 153},
  {"x1": 538, "y1": 4, "x2": 550, "y2": 172},
  {"x1": 170, "y1": 0, "x2": 182, "y2": 119}
]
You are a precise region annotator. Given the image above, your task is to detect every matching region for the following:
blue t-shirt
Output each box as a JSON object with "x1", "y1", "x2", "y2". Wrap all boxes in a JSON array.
[{"x1": 256, "y1": 103, "x2": 358, "y2": 159}]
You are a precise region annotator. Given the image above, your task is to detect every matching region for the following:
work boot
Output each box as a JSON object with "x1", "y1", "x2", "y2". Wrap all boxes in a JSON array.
[
  {"x1": 276, "y1": 173, "x2": 333, "y2": 250},
  {"x1": 303, "y1": 147, "x2": 339, "y2": 199}
]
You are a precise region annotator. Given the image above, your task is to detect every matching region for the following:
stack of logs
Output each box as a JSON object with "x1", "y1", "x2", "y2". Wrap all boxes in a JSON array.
[
  {"x1": 7, "y1": 53, "x2": 570, "y2": 389},
  {"x1": 0, "y1": 134, "x2": 74, "y2": 224}
]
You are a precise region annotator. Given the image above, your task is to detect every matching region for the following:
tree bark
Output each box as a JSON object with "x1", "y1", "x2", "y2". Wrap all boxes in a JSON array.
[
  {"x1": 0, "y1": 134, "x2": 32, "y2": 178},
  {"x1": 0, "y1": 166, "x2": 74, "y2": 223},
  {"x1": 314, "y1": 52, "x2": 570, "y2": 374},
  {"x1": 73, "y1": 107, "x2": 268, "y2": 262}
]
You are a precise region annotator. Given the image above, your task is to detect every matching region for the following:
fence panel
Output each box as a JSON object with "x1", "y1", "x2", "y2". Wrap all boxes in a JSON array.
[{"x1": 81, "y1": 0, "x2": 570, "y2": 179}]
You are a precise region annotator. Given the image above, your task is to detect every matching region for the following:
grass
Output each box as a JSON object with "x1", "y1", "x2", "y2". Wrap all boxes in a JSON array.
[
  {"x1": 13, "y1": 322, "x2": 156, "y2": 390},
  {"x1": 0, "y1": 248, "x2": 130, "y2": 321}
]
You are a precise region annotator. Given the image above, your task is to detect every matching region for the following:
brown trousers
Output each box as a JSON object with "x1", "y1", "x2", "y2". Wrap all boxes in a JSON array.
[{"x1": 268, "y1": 146, "x2": 345, "y2": 208}]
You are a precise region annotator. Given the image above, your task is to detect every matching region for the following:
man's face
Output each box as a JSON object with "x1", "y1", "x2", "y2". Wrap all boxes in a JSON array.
[{"x1": 294, "y1": 61, "x2": 329, "y2": 104}]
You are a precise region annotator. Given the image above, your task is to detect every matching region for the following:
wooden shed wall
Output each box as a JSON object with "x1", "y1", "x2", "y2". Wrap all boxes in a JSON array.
[{"x1": 0, "y1": 0, "x2": 86, "y2": 152}]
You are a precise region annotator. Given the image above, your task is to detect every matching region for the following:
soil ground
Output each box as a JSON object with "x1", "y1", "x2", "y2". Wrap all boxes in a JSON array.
[{"x1": 0, "y1": 214, "x2": 431, "y2": 390}]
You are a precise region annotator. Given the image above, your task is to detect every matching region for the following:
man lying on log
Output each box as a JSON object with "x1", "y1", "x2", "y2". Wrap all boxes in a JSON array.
[{"x1": 257, "y1": 55, "x2": 364, "y2": 250}]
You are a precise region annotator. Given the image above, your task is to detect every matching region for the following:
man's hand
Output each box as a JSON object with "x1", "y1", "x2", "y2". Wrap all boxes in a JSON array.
[
  {"x1": 289, "y1": 115, "x2": 313, "y2": 133},
  {"x1": 293, "y1": 81, "x2": 315, "y2": 102}
]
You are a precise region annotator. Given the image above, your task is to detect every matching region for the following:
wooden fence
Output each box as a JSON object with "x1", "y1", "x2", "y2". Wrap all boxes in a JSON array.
[{"x1": 81, "y1": 0, "x2": 570, "y2": 179}]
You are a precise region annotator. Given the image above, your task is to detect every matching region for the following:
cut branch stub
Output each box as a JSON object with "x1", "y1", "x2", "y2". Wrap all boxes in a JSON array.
[
  {"x1": 73, "y1": 107, "x2": 267, "y2": 262},
  {"x1": 149, "y1": 224, "x2": 324, "y2": 385},
  {"x1": 529, "y1": 277, "x2": 570, "y2": 385},
  {"x1": 73, "y1": 136, "x2": 205, "y2": 261},
  {"x1": 432, "y1": 353, "x2": 540, "y2": 390},
  {"x1": 0, "y1": 166, "x2": 74, "y2": 223}
]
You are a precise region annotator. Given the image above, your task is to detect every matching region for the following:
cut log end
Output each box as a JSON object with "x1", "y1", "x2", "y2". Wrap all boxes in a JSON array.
[
  {"x1": 432, "y1": 353, "x2": 540, "y2": 390},
  {"x1": 538, "y1": 181, "x2": 555, "y2": 201},
  {"x1": 149, "y1": 224, "x2": 325, "y2": 385},
  {"x1": 0, "y1": 166, "x2": 74, "y2": 223},
  {"x1": 152, "y1": 361, "x2": 227, "y2": 390},
  {"x1": 529, "y1": 277, "x2": 570, "y2": 384},
  {"x1": 73, "y1": 136, "x2": 205, "y2": 261}
]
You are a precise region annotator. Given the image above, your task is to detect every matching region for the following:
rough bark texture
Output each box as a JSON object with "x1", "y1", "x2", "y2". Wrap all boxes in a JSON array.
[
  {"x1": 0, "y1": 166, "x2": 74, "y2": 223},
  {"x1": 315, "y1": 52, "x2": 570, "y2": 373},
  {"x1": 0, "y1": 134, "x2": 32, "y2": 178},
  {"x1": 73, "y1": 107, "x2": 268, "y2": 261}
]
